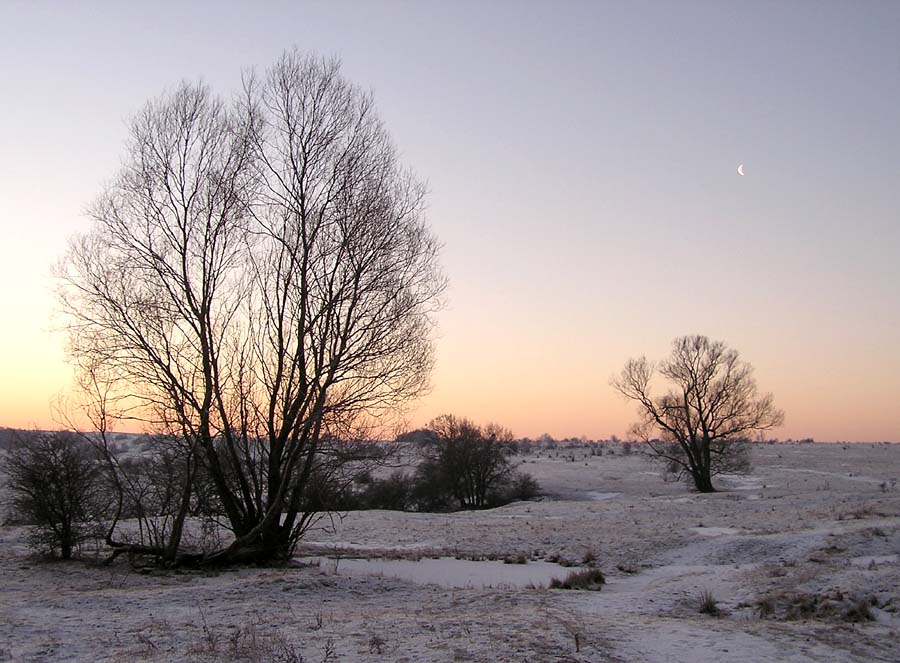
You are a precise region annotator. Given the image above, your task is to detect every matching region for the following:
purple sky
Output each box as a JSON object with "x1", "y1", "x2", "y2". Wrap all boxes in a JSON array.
[{"x1": 1, "y1": 1, "x2": 898, "y2": 440}]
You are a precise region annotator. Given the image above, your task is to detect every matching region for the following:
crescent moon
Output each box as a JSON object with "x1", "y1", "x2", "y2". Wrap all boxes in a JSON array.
[{"x1": 737, "y1": 163, "x2": 745, "y2": 176}]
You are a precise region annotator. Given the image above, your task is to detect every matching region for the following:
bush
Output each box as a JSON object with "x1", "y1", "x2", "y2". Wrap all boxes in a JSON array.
[
  {"x1": 549, "y1": 568, "x2": 605, "y2": 590},
  {"x1": 410, "y1": 456, "x2": 456, "y2": 512},
  {"x1": 360, "y1": 471, "x2": 415, "y2": 511},
  {"x1": 296, "y1": 464, "x2": 360, "y2": 512},
  {"x1": 699, "y1": 590, "x2": 721, "y2": 616},
  {"x1": 4, "y1": 431, "x2": 106, "y2": 559},
  {"x1": 842, "y1": 598, "x2": 875, "y2": 623},
  {"x1": 353, "y1": 470, "x2": 373, "y2": 485},
  {"x1": 757, "y1": 591, "x2": 878, "y2": 623},
  {"x1": 412, "y1": 415, "x2": 540, "y2": 511},
  {"x1": 504, "y1": 471, "x2": 541, "y2": 502}
]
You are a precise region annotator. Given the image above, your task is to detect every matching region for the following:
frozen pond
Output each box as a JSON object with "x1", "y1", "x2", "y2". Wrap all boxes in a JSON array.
[
  {"x1": 300, "y1": 556, "x2": 577, "y2": 588},
  {"x1": 689, "y1": 526, "x2": 740, "y2": 537},
  {"x1": 586, "y1": 491, "x2": 620, "y2": 501}
]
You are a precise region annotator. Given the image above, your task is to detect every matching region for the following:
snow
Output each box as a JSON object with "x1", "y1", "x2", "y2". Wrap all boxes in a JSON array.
[
  {"x1": 851, "y1": 555, "x2": 898, "y2": 567},
  {"x1": 690, "y1": 526, "x2": 741, "y2": 537},
  {"x1": 1, "y1": 441, "x2": 899, "y2": 662},
  {"x1": 585, "y1": 491, "x2": 620, "y2": 501}
]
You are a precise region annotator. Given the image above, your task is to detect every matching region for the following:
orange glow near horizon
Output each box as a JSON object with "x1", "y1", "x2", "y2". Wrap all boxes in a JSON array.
[{"x1": 2, "y1": 318, "x2": 897, "y2": 444}]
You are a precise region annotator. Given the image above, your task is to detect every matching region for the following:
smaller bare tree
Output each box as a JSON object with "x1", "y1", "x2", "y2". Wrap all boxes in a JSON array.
[
  {"x1": 4, "y1": 431, "x2": 106, "y2": 559},
  {"x1": 56, "y1": 363, "x2": 198, "y2": 565},
  {"x1": 612, "y1": 335, "x2": 784, "y2": 492},
  {"x1": 417, "y1": 415, "x2": 519, "y2": 509}
]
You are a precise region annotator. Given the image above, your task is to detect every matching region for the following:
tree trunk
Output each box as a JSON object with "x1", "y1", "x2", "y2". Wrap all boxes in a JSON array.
[
  {"x1": 204, "y1": 523, "x2": 294, "y2": 565},
  {"x1": 60, "y1": 520, "x2": 73, "y2": 559},
  {"x1": 163, "y1": 459, "x2": 196, "y2": 564},
  {"x1": 692, "y1": 466, "x2": 716, "y2": 493}
]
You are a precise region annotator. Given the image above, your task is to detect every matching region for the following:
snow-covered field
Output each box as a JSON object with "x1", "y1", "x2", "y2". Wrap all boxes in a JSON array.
[{"x1": 2, "y1": 442, "x2": 899, "y2": 662}]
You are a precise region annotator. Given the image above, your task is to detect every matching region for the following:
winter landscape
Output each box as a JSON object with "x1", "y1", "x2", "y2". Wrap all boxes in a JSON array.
[
  {"x1": 2, "y1": 4, "x2": 899, "y2": 663},
  {"x1": 3, "y1": 439, "x2": 899, "y2": 662}
]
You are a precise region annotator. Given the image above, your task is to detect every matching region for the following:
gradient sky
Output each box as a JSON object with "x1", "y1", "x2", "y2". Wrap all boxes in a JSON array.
[{"x1": 1, "y1": 1, "x2": 898, "y2": 441}]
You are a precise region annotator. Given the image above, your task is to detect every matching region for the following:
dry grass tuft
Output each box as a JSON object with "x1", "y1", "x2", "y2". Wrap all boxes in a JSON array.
[
  {"x1": 699, "y1": 590, "x2": 721, "y2": 616},
  {"x1": 755, "y1": 590, "x2": 878, "y2": 623},
  {"x1": 549, "y1": 568, "x2": 605, "y2": 590}
]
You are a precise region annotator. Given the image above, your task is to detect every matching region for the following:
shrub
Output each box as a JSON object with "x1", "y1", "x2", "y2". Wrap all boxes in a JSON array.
[
  {"x1": 842, "y1": 599, "x2": 874, "y2": 623},
  {"x1": 294, "y1": 464, "x2": 359, "y2": 512},
  {"x1": 410, "y1": 457, "x2": 456, "y2": 512},
  {"x1": 4, "y1": 431, "x2": 106, "y2": 559},
  {"x1": 615, "y1": 562, "x2": 639, "y2": 574},
  {"x1": 756, "y1": 591, "x2": 876, "y2": 623},
  {"x1": 360, "y1": 471, "x2": 415, "y2": 511},
  {"x1": 189, "y1": 616, "x2": 302, "y2": 662},
  {"x1": 368, "y1": 634, "x2": 386, "y2": 654},
  {"x1": 755, "y1": 596, "x2": 774, "y2": 618},
  {"x1": 353, "y1": 470, "x2": 373, "y2": 485},
  {"x1": 699, "y1": 590, "x2": 721, "y2": 616},
  {"x1": 411, "y1": 415, "x2": 540, "y2": 511},
  {"x1": 504, "y1": 471, "x2": 541, "y2": 502},
  {"x1": 550, "y1": 568, "x2": 605, "y2": 590}
]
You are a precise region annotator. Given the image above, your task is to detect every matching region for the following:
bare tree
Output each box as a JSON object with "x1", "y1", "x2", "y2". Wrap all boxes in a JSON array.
[
  {"x1": 417, "y1": 415, "x2": 517, "y2": 509},
  {"x1": 55, "y1": 364, "x2": 197, "y2": 565},
  {"x1": 4, "y1": 431, "x2": 106, "y2": 559},
  {"x1": 611, "y1": 335, "x2": 784, "y2": 492},
  {"x1": 57, "y1": 51, "x2": 445, "y2": 564}
]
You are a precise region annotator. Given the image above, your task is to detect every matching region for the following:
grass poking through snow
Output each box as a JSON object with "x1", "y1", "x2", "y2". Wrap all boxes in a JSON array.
[{"x1": 549, "y1": 568, "x2": 605, "y2": 590}]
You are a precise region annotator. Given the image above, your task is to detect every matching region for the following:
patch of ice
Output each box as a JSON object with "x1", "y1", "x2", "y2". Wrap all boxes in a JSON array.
[
  {"x1": 302, "y1": 540, "x2": 434, "y2": 551},
  {"x1": 690, "y1": 526, "x2": 740, "y2": 537},
  {"x1": 586, "y1": 491, "x2": 620, "y2": 501},
  {"x1": 300, "y1": 556, "x2": 575, "y2": 588}
]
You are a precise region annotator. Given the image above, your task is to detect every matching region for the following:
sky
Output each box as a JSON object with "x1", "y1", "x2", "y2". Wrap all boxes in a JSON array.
[{"x1": 1, "y1": 1, "x2": 898, "y2": 442}]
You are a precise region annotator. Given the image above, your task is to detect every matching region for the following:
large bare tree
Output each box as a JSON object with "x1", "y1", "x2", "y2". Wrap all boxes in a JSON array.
[
  {"x1": 612, "y1": 335, "x2": 784, "y2": 492},
  {"x1": 57, "y1": 51, "x2": 445, "y2": 564}
]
